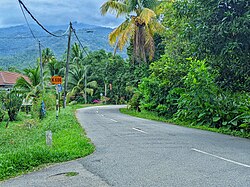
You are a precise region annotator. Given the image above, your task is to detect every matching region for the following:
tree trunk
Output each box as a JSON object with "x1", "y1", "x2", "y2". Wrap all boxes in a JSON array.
[{"x1": 133, "y1": 24, "x2": 146, "y2": 64}]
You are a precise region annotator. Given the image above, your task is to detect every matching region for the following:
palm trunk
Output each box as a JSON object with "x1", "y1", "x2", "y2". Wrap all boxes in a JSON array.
[{"x1": 133, "y1": 24, "x2": 146, "y2": 64}]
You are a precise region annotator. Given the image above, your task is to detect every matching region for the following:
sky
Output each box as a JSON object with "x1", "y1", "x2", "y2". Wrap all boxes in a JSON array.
[{"x1": 0, "y1": 0, "x2": 124, "y2": 28}]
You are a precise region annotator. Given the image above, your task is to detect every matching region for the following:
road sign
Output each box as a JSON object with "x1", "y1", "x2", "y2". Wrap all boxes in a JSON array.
[
  {"x1": 51, "y1": 76, "x2": 62, "y2": 84},
  {"x1": 58, "y1": 84, "x2": 63, "y2": 92}
]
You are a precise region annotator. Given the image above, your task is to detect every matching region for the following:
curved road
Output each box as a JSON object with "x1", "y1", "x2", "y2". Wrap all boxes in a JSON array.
[
  {"x1": 76, "y1": 105, "x2": 250, "y2": 187},
  {"x1": 1, "y1": 105, "x2": 249, "y2": 187}
]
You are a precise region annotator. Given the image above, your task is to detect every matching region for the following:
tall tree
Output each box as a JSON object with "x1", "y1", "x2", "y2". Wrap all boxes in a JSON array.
[
  {"x1": 101, "y1": 0, "x2": 164, "y2": 63},
  {"x1": 71, "y1": 43, "x2": 84, "y2": 67},
  {"x1": 42, "y1": 48, "x2": 55, "y2": 67}
]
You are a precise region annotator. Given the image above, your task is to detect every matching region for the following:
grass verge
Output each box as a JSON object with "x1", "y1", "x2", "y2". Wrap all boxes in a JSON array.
[
  {"x1": 0, "y1": 104, "x2": 94, "y2": 181},
  {"x1": 120, "y1": 108, "x2": 250, "y2": 139}
]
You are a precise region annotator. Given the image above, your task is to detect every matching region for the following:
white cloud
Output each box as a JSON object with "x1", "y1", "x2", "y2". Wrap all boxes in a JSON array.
[{"x1": 0, "y1": 0, "x2": 124, "y2": 28}]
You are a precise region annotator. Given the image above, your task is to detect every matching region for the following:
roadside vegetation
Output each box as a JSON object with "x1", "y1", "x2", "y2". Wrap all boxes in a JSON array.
[
  {"x1": 123, "y1": 0, "x2": 249, "y2": 137},
  {"x1": 0, "y1": 104, "x2": 94, "y2": 181}
]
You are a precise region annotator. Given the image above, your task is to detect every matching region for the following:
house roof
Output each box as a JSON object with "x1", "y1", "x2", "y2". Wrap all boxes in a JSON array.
[{"x1": 0, "y1": 71, "x2": 30, "y2": 86}]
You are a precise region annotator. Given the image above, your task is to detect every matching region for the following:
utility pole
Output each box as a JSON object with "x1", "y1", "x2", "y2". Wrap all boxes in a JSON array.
[
  {"x1": 38, "y1": 41, "x2": 44, "y2": 90},
  {"x1": 84, "y1": 69, "x2": 87, "y2": 104},
  {"x1": 63, "y1": 22, "x2": 72, "y2": 108}
]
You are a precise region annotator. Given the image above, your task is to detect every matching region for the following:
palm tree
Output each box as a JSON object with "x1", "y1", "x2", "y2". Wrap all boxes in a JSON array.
[
  {"x1": 47, "y1": 58, "x2": 65, "y2": 77},
  {"x1": 101, "y1": 0, "x2": 164, "y2": 63},
  {"x1": 71, "y1": 43, "x2": 84, "y2": 67},
  {"x1": 14, "y1": 66, "x2": 41, "y2": 98},
  {"x1": 42, "y1": 48, "x2": 55, "y2": 67},
  {"x1": 69, "y1": 65, "x2": 97, "y2": 104}
]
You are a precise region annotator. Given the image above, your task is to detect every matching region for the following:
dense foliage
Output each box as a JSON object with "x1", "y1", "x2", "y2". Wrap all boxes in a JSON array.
[{"x1": 130, "y1": 0, "x2": 250, "y2": 135}]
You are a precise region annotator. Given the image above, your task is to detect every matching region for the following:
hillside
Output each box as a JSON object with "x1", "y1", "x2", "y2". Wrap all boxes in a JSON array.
[{"x1": 0, "y1": 22, "x2": 127, "y2": 69}]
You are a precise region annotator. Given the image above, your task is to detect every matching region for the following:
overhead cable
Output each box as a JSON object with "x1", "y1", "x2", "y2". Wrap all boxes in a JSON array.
[
  {"x1": 72, "y1": 26, "x2": 89, "y2": 56},
  {"x1": 18, "y1": 1, "x2": 39, "y2": 42},
  {"x1": 18, "y1": 0, "x2": 69, "y2": 38}
]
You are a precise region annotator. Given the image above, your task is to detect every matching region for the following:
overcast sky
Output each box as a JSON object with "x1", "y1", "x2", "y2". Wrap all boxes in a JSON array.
[{"x1": 0, "y1": 0, "x2": 124, "y2": 28}]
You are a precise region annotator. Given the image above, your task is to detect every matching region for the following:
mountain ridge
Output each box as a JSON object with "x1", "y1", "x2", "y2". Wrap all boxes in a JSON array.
[{"x1": 0, "y1": 22, "x2": 126, "y2": 70}]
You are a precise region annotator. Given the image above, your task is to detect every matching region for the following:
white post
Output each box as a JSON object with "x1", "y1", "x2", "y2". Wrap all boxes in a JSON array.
[{"x1": 46, "y1": 130, "x2": 52, "y2": 146}]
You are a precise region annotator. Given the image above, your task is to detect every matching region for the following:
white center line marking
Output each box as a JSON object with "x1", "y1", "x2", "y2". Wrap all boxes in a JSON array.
[
  {"x1": 132, "y1": 128, "x2": 148, "y2": 134},
  {"x1": 191, "y1": 148, "x2": 250, "y2": 168},
  {"x1": 110, "y1": 119, "x2": 118, "y2": 123}
]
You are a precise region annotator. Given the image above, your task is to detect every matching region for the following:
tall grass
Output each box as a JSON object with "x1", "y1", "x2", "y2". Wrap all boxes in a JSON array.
[{"x1": 0, "y1": 105, "x2": 94, "y2": 181}]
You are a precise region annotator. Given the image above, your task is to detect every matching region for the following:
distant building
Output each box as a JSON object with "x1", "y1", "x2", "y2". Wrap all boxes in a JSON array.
[{"x1": 0, "y1": 71, "x2": 30, "y2": 89}]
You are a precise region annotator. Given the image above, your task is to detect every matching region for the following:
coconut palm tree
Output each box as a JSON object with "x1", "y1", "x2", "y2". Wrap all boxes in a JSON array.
[
  {"x1": 42, "y1": 48, "x2": 55, "y2": 67},
  {"x1": 71, "y1": 43, "x2": 84, "y2": 67},
  {"x1": 47, "y1": 58, "x2": 65, "y2": 77},
  {"x1": 14, "y1": 65, "x2": 48, "y2": 98},
  {"x1": 101, "y1": 0, "x2": 164, "y2": 63},
  {"x1": 68, "y1": 65, "x2": 97, "y2": 104}
]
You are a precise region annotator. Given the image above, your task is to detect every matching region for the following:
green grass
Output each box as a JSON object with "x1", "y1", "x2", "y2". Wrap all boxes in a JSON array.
[
  {"x1": 0, "y1": 104, "x2": 95, "y2": 181},
  {"x1": 120, "y1": 108, "x2": 250, "y2": 139}
]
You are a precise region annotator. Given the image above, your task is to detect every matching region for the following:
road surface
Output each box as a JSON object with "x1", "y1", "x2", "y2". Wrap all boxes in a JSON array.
[
  {"x1": 76, "y1": 105, "x2": 250, "y2": 187},
  {"x1": 1, "y1": 105, "x2": 249, "y2": 186}
]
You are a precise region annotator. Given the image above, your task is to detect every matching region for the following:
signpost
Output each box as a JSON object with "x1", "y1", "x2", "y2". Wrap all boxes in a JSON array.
[
  {"x1": 46, "y1": 76, "x2": 63, "y2": 147},
  {"x1": 51, "y1": 76, "x2": 62, "y2": 85},
  {"x1": 51, "y1": 76, "x2": 62, "y2": 120}
]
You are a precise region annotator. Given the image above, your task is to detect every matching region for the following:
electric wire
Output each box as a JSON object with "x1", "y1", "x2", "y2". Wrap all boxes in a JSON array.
[
  {"x1": 18, "y1": 1, "x2": 39, "y2": 42},
  {"x1": 72, "y1": 26, "x2": 89, "y2": 56},
  {"x1": 18, "y1": 0, "x2": 69, "y2": 38}
]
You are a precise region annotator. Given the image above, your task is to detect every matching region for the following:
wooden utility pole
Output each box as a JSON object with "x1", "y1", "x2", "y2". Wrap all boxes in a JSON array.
[
  {"x1": 38, "y1": 41, "x2": 44, "y2": 90},
  {"x1": 84, "y1": 69, "x2": 87, "y2": 104},
  {"x1": 63, "y1": 22, "x2": 72, "y2": 108}
]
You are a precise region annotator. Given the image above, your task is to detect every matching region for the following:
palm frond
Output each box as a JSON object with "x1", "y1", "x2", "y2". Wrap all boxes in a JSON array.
[
  {"x1": 117, "y1": 20, "x2": 135, "y2": 50},
  {"x1": 87, "y1": 81, "x2": 98, "y2": 88},
  {"x1": 82, "y1": 88, "x2": 94, "y2": 96},
  {"x1": 109, "y1": 19, "x2": 130, "y2": 45},
  {"x1": 139, "y1": 8, "x2": 156, "y2": 25},
  {"x1": 14, "y1": 77, "x2": 32, "y2": 91},
  {"x1": 71, "y1": 85, "x2": 82, "y2": 94},
  {"x1": 100, "y1": 0, "x2": 128, "y2": 17}
]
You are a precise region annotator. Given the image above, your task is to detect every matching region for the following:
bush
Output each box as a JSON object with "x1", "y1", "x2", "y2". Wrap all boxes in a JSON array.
[
  {"x1": 3, "y1": 90, "x2": 23, "y2": 121},
  {"x1": 174, "y1": 59, "x2": 219, "y2": 126},
  {"x1": 129, "y1": 92, "x2": 141, "y2": 112},
  {"x1": 174, "y1": 59, "x2": 250, "y2": 133}
]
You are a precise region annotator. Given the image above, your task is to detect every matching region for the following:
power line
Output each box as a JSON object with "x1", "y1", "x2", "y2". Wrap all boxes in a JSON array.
[
  {"x1": 18, "y1": 0, "x2": 39, "y2": 42},
  {"x1": 0, "y1": 35, "x2": 54, "y2": 39},
  {"x1": 18, "y1": 0, "x2": 69, "y2": 38},
  {"x1": 72, "y1": 26, "x2": 89, "y2": 56}
]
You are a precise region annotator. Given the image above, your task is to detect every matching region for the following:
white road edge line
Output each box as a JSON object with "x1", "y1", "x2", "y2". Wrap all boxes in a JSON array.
[
  {"x1": 132, "y1": 128, "x2": 148, "y2": 134},
  {"x1": 191, "y1": 148, "x2": 250, "y2": 168},
  {"x1": 110, "y1": 119, "x2": 118, "y2": 123}
]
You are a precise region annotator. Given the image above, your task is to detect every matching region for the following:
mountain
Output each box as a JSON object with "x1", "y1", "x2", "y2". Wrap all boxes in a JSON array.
[{"x1": 0, "y1": 22, "x2": 127, "y2": 70}]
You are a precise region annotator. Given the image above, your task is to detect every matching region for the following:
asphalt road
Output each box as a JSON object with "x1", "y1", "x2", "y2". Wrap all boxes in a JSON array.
[
  {"x1": 1, "y1": 105, "x2": 249, "y2": 187},
  {"x1": 76, "y1": 105, "x2": 250, "y2": 187}
]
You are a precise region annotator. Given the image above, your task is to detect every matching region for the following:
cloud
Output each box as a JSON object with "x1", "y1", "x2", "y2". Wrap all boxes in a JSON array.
[{"x1": 0, "y1": 0, "x2": 123, "y2": 28}]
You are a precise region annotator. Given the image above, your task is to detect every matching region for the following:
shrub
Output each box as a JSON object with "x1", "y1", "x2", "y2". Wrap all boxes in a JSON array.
[
  {"x1": 174, "y1": 59, "x2": 250, "y2": 133},
  {"x1": 129, "y1": 92, "x2": 141, "y2": 112},
  {"x1": 3, "y1": 90, "x2": 23, "y2": 121}
]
